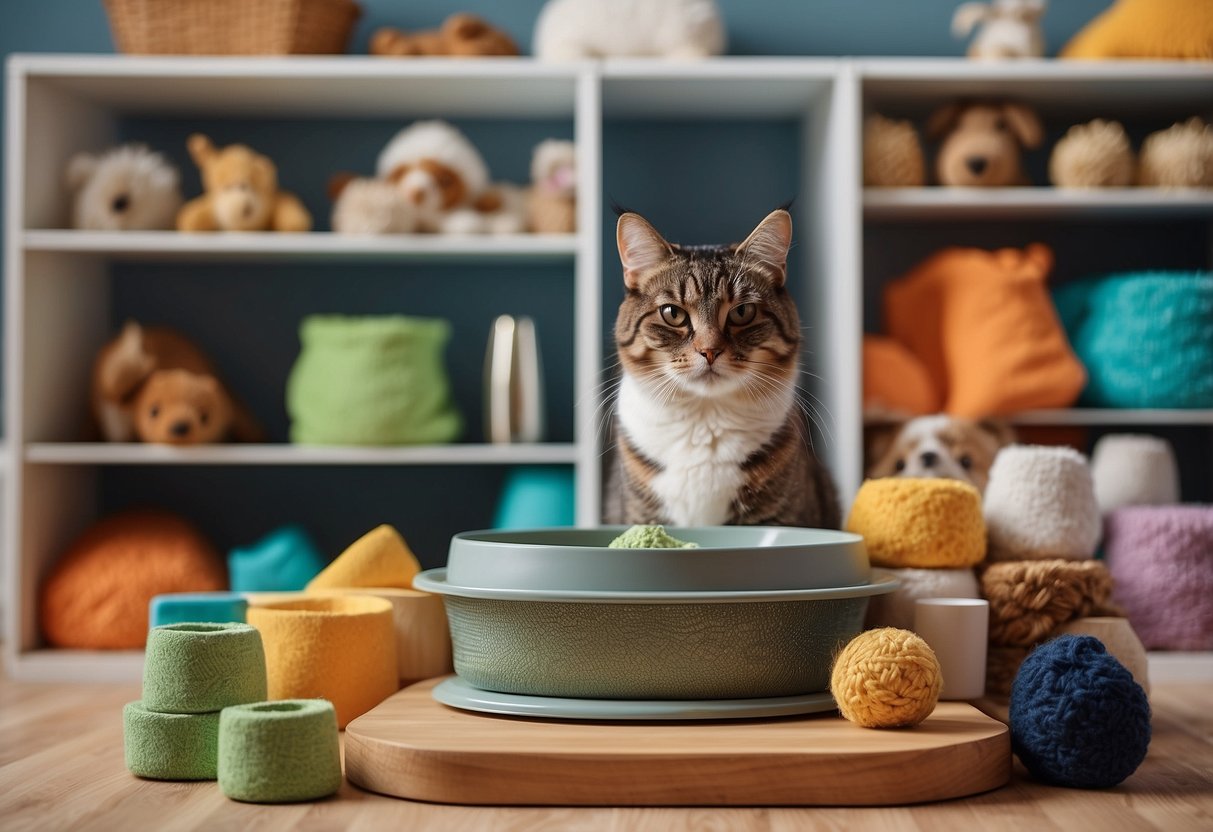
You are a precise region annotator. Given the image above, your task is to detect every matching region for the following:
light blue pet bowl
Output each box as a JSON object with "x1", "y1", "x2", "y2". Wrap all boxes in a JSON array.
[{"x1": 416, "y1": 527, "x2": 896, "y2": 701}]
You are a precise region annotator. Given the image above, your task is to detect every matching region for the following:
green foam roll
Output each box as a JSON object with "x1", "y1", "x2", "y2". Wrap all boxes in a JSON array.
[
  {"x1": 143, "y1": 622, "x2": 267, "y2": 714},
  {"x1": 124, "y1": 701, "x2": 219, "y2": 781},
  {"x1": 218, "y1": 699, "x2": 342, "y2": 803}
]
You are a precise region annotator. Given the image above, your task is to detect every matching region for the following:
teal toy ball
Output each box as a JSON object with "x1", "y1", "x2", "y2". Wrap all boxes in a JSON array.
[{"x1": 1010, "y1": 635, "x2": 1151, "y2": 789}]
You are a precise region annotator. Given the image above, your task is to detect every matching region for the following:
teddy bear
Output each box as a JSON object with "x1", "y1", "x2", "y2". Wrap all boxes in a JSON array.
[
  {"x1": 176, "y1": 134, "x2": 312, "y2": 232},
  {"x1": 1138, "y1": 118, "x2": 1213, "y2": 188},
  {"x1": 927, "y1": 100, "x2": 1043, "y2": 186},
  {"x1": 526, "y1": 139, "x2": 577, "y2": 233},
  {"x1": 533, "y1": 0, "x2": 726, "y2": 59},
  {"x1": 328, "y1": 173, "x2": 421, "y2": 234},
  {"x1": 1049, "y1": 120, "x2": 1135, "y2": 188},
  {"x1": 863, "y1": 114, "x2": 926, "y2": 187},
  {"x1": 92, "y1": 322, "x2": 262, "y2": 445},
  {"x1": 370, "y1": 13, "x2": 519, "y2": 57},
  {"x1": 66, "y1": 143, "x2": 182, "y2": 230}
]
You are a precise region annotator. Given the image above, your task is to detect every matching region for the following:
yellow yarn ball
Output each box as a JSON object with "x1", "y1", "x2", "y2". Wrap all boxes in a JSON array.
[
  {"x1": 846, "y1": 478, "x2": 986, "y2": 568},
  {"x1": 830, "y1": 628, "x2": 942, "y2": 729}
]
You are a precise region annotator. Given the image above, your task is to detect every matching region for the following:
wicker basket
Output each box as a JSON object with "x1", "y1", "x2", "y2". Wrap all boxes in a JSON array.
[{"x1": 104, "y1": 0, "x2": 361, "y2": 55}]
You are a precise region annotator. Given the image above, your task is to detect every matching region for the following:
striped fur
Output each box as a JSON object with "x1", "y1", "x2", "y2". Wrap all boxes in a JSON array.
[{"x1": 604, "y1": 210, "x2": 841, "y2": 529}]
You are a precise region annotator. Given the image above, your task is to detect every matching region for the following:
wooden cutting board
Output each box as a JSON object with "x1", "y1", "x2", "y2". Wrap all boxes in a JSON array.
[{"x1": 344, "y1": 678, "x2": 1011, "y2": 806}]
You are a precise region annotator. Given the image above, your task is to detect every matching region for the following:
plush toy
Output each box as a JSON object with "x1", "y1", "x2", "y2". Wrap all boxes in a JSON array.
[
  {"x1": 927, "y1": 100, "x2": 1042, "y2": 187},
  {"x1": 830, "y1": 628, "x2": 942, "y2": 729},
  {"x1": 329, "y1": 174, "x2": 419, "y2": 235},
  {"x1": 1089, "y1": 434, "x2": 1180, "y2": 514},
  {"x1": 92, "y1": 322, "x2": 262, "y2": 445},
  {"x1": 66, "y1": 144, "x2": 182, "y2": 230},
  {"x1": 846, "y1": 478, "x2": 987, "y2": 569},
  {"x1": 370, "y1": 13, "x2": 519, "y2": 57},
  {"x1": 533, "y1": 0, "x2": 726, "y2": 60},
  {"x1": 865, "y1": 414, "x2": 1014, "y2": 494},
  {"x1": 1049, "y1": 120, "x2": 1135, "y2": 188},
  {"x1": 177, "y1": 134, "x2": 312, "y2": 232},
  {"x1": 526, "y1": 139, "x2": 576, "y2": 233},
  {"x1": 376, "y1": 120, "x2": 499, "y2": 233},
  {"x1": 1137, "y1": 118, "x2": 1213, "y2": 188},
  {"x1": 952, "y1": 0, "x2": 1046, "y2": 59},
  {"x1": 1061, "y1": 0, "x2": 1213, "y2": 61},
  {"x1": 863, "y1": 115, "x2": 926, "y2": 188}
]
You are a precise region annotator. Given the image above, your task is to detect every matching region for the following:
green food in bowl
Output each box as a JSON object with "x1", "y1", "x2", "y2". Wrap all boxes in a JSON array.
[{"x1": 608, "y1": 525, "x2": 698, "y2": 549}]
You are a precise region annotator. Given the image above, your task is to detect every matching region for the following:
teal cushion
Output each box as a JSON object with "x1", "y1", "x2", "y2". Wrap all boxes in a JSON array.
[
  {"x1": 1053, "y1": 272, "x2": 1213, "y2": 408},
  {"x1": 150, "y1": 592, "x2": 248, "y2": 628},
  {"x1": 228, "y1": 525, "x2": 326, "y2": 593}
]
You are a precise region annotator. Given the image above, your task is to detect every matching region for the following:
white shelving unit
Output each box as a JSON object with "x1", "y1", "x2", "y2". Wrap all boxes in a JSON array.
[{"x1": 4, "y1": 55, "x2": 1212, "y2": 681}]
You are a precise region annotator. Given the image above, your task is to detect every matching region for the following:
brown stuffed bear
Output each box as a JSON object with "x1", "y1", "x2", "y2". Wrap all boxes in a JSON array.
[
  {"x1": 370, "y1": 14, "x2": 519, "y2": 57},
  {"x1": 176, "y1": 134, "x2": 312, "y2": 232},
  {"x1": 92, "y1": 322, "x2": 262, "y2": 445}
]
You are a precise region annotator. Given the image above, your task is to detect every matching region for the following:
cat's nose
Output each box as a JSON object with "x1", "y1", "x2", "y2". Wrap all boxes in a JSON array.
[
  {"x1": 699, "y1": 349, "x2": 719, "y2": 366},
  {"x1": 920, "y1": 450, "x2": 939, "y2": 468}
]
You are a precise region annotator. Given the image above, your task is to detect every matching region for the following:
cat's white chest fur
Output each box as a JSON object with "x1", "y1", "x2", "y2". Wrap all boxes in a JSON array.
[{"x1": 617, "y1": 374, "x2": 791, "y2": 526}]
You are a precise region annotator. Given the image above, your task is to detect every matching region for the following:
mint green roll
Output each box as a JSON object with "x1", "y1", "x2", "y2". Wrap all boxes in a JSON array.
[
  {"x1": 124, "y1": 701, "x2": 219, "y2": 781},
  {"x1": 218, "y1": 699, "x2": 342, "y2": 803},
  {"x1": 143, "y1": 623, "x2": 267, "y2": 714}
]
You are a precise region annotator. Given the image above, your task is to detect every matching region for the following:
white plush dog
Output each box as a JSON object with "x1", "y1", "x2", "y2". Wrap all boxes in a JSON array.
[
  {"x1": 330, "y1": 176, "x2": 420, "y2": 235},
  {"x1": 66, "y1": 144, "x2": 182, "y2": 230},
  {"x1": 534, "y1": 0, "x2": 726, "y2": 60},
  {"x1": 952, "y1": 0, "x2": 1046, "y2": 59},
  {"x1": 376, "y1": 120, "x2": 491, "y2": 233}
]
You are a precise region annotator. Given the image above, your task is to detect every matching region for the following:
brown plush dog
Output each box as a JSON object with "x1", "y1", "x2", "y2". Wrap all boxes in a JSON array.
[
  {"x1": 176, "y1": 134, "x2": 312, "y2": 232},
  {"x1": 92, "y1": 322, "x2": 261, "y2": 445},
  {"x1": 866, "y1": 414, "x2": 1015, "y2": 494},
  {"x1": 927, "y1": 100, "x2": 1043, "y2": 186},
  {"x1": 370, "y1": 14, "x2": 519, "y2": 57}
]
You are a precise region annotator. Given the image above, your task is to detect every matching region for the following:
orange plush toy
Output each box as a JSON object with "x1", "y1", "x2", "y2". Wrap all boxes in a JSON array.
[
  {"x1": 862, "y1": 335, "x2": 941, "y2": 417},
  {"x1": 1061, "y1": 0, "x2": 1213, "y2": 60},
  {"x1": 370, "y1": 14, "x2": 519, "y2": 57},
  {"x1": 884, "y1": 244, "x2": 1086, "y2": 418}
]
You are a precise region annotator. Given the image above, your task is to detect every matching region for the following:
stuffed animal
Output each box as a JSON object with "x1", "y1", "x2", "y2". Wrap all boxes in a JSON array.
[
  {"x1": 533, "y1": 0, "x2": 725, "y2": 60},
  {"x1": 927, "y1": 100, "x2": 1042, "y2": 186},
  {"x1": 376, "y1": 120, "x2": 511, "y2": 233},
  {"x1": 1061, "y1": 0, "x2": 1213, "y2": 60},
  {"x1": 1049, "y1": 119, "x2": 1135, "y2": 188},
  {"x1": 865, "y1": 415, "x2": 1015, "y2": 494},
  {"x1": 863, "y1": 115, "x2": 926, "y2": 188},
  {"x1": 952, "y1": 0, "x2": 1046, "y2": 59},
  {"x1": 92, "y1": 322, "x2": 262, "y2": 445},
  {"x1": 370, "y1": 14, "x2": 519, "y2": 57},
  {"x1": 66, "y1": 144, "x2": 182, "y2": 230},
  {"x1": 1138, "y1": 118, "x2": 1213, "y2": 188},
  {"x1": 329, "y1": 174, "x2": 420, "y2": 235},
  {"x1": 177, "y1": 134, "x2": 312, "y2": 232},
  {"x1": 526, "y1": 139, "x2": 576, "y2": 233}
]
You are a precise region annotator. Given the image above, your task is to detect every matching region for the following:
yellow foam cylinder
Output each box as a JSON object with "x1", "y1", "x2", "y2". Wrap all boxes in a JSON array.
[
  {"x1": 306, "y1": 525, "x2": 421, "y2": 591},
  {"x1": 846, "y1": 478, "x2": 986, "y2": 568},
  {"x1": 309, "y1": 588, "x2": 452, "y2": 685},
  {"x1": 246, "y1": 596, "x2": 398, "y2": 729}
]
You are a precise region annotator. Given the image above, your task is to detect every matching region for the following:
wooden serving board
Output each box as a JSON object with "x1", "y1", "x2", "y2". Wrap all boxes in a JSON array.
[{"x1": 344, "y1": 678, "x2": 1011, "y2": 806}]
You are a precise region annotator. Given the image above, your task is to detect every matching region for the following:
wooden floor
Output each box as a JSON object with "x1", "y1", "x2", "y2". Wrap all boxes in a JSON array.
[{"x1": 1, "y1": 673, "x2": 1210, "y2": 831}]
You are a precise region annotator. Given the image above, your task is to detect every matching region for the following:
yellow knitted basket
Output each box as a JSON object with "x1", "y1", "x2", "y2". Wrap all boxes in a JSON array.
[{"x1": 846, "y1": 478, "x2": 986, "y2": 569}]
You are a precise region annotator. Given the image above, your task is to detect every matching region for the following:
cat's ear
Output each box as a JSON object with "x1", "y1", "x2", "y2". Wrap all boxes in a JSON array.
[
  {"x1": 736, "y1": 209, "x2": 792, "y2": 287},
  {"x1": 617, "y1": 213, "x2": 673, "y2": 290}
]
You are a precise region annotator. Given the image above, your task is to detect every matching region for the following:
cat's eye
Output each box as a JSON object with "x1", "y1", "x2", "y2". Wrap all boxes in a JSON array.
[
  {"x1": 728, "y1": 303, "x2": 757, "y2": 326},
  {"x1": 659, "y1": 304, "x2": 689, "y2": 327},
  {"x1": 894, "y1": 459, "x2": 906, "y2": 472},
  {"x1": 959, "y1": 454, "x2": 973, "y2": 470}
]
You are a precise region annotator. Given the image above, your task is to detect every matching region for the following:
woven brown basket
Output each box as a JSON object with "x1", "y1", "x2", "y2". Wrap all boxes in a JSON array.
[{"x1": 105, "y1": 0, "x2": 361, "y2": 55}]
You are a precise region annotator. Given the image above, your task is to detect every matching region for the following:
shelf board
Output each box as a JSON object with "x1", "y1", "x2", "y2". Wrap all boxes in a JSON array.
[
  {"x1": 1010, "y1": 409, "x2": 1213, "y2": 426},
  {"x1": 864, "y1": 188, "x2": 1213, "y2": 220},
  {"x1": 22, "y1": 230, "x2": 580, "y2": 263},
  {"x1": 12, "y1": 55, "x2": 582, "y2": 118},
  {"x1": 24, "y1": 443, "x2": 580, "y2": 466},
  {"x1": 8, "y1": 649, "x2": 145, "y2": 683}
]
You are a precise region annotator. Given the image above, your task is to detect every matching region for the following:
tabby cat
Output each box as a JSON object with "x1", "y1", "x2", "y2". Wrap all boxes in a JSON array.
[{"x1": 604, "y1": 208, "x2": 841, "y2": 528}]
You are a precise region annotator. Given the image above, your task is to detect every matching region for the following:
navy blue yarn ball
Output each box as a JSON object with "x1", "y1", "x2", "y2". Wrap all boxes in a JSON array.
[{"x1": 1009, "y1": 635, "x2": 1151, "y2": 789}]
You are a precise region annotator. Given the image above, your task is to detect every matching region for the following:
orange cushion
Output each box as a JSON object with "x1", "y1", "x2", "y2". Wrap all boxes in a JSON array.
[
  {"x1": 862, "y1": 335, "x2": 941, "y2": 417},
  {"x1": 884, "y1": 244, "x2": 1086, "y2": 418},
  {"x1": 1061, "y1": 0, "x2": 1213, "y2": 60}
]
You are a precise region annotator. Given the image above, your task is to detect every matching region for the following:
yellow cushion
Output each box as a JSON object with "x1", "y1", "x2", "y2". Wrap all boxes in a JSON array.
[
  {"x1": 306, "y1": 525, "x2": 421, "y2": 590},
  {"x1": 1061, "y1": 0, "x2": 1213, "y2": 60},
  {"x1": 846, "y1": 478, "x2": 986, "y2": 568}
]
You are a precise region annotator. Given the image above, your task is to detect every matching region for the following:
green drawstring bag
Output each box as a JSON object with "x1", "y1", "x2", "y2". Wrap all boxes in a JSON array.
[{"x1": 286, "y1": 315, "x2": 462, "y2": 445}]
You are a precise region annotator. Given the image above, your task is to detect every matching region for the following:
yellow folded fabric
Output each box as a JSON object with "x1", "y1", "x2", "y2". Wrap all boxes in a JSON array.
[
  {"x1": 246, "y1": 596, "x2": 398, "y2": 729},
  {"x1": 305, "y1": 525, "x2": 421, "y2": 591},
  {"x1": 308, "y1": 588, "x2": 452, "y2": 685},
  {"x1": 846, "y1": 478, "x2": 986, "y2": 569}
]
